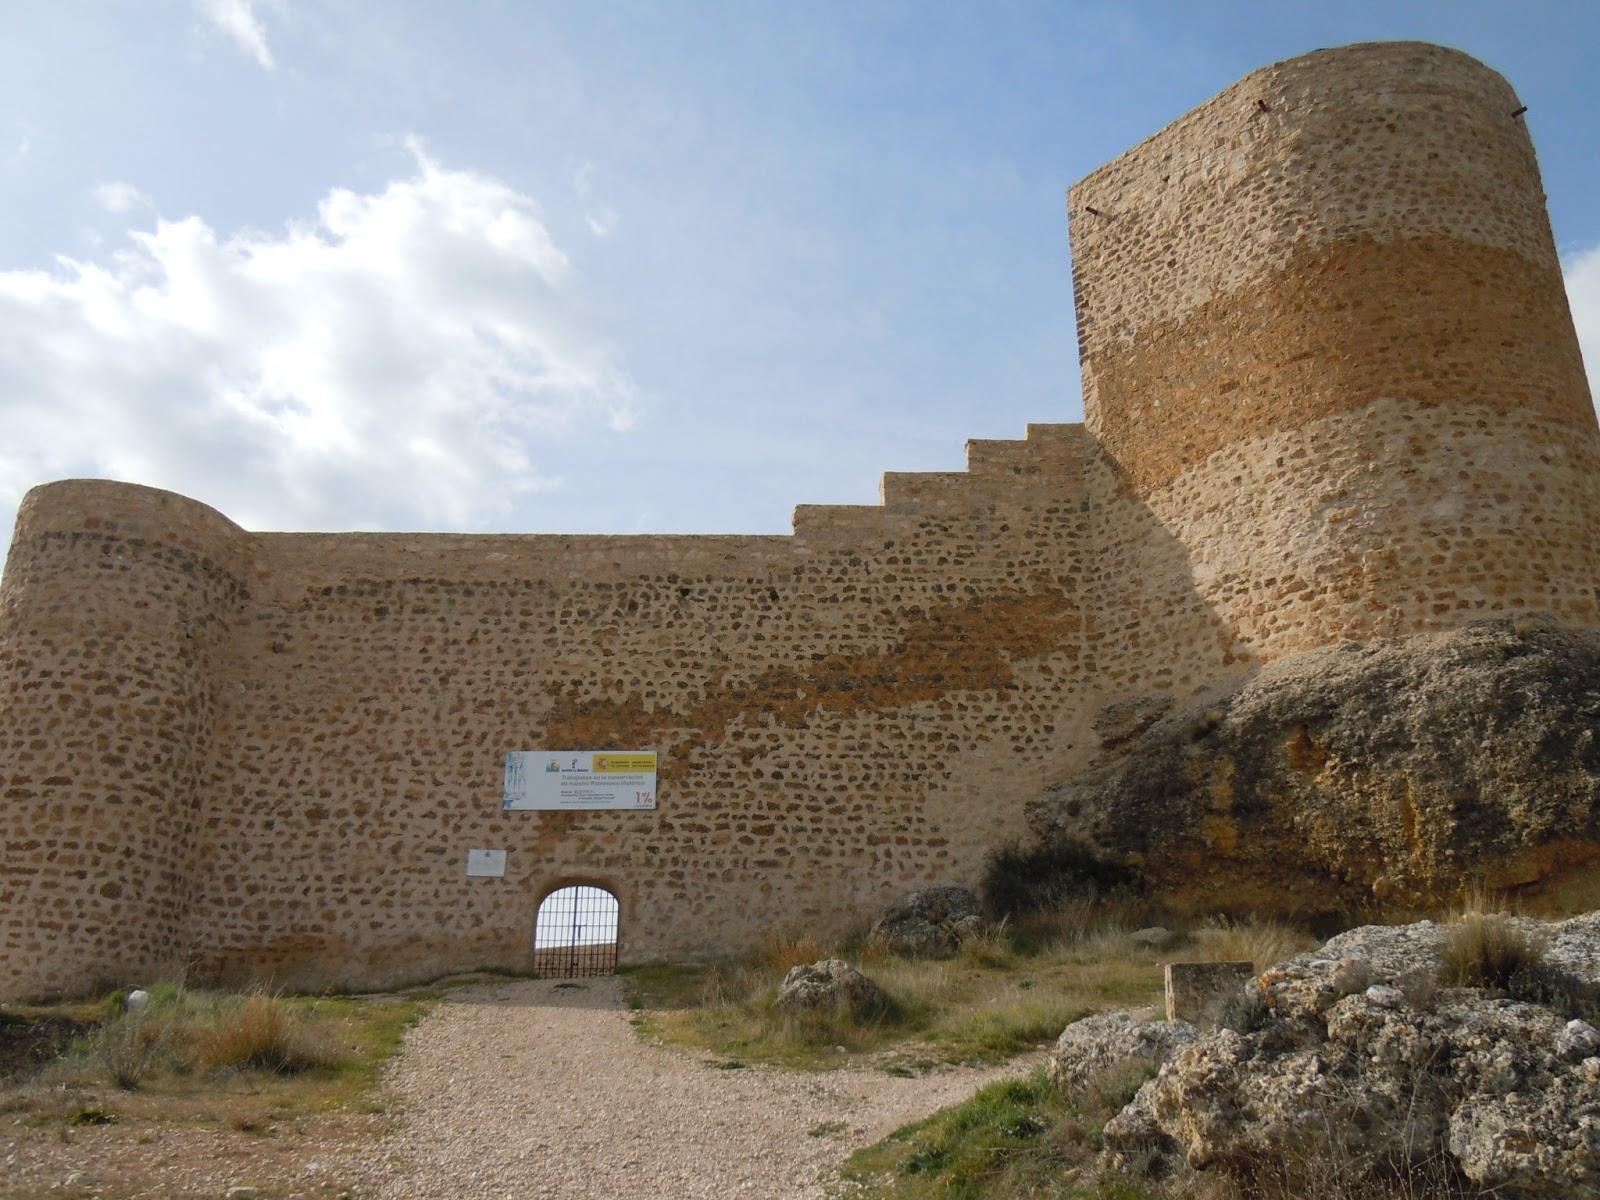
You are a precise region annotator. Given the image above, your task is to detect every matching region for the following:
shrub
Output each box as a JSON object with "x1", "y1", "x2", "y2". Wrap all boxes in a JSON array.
[{"x1": 980, "y1": 841, "x2": 1139, "y2": 920}]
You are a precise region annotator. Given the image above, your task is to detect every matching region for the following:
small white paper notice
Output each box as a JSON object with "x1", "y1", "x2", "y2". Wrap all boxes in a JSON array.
[{"x1": 466, "y1": 848, "x2": 507, "y2": 878}]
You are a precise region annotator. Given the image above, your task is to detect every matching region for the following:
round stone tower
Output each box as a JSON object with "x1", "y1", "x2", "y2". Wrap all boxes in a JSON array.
[
  {"x1": 0, "y1": 481, "x2": 251, "y2": 1000},
  {"x1": 1071, "y1": 42, "x2": 1600, "y2": 664}
]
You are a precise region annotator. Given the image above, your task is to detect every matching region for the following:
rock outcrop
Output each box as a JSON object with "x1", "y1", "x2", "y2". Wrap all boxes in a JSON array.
[
  {"x1": 1092, "y1": 913, "x2": 1600, "y2": 1196},
  {"x1": 1028, "y1": 620, "x2": 1600, "y2": 914},
  {"x1": 867, "y1": 885, "x2": 983, "y2": 959}
]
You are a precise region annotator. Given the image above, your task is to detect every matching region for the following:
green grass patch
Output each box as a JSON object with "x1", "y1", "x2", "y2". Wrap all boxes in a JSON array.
[{"x1": 843, "y1": 1065, "x2": 1158, "y2": 1199}]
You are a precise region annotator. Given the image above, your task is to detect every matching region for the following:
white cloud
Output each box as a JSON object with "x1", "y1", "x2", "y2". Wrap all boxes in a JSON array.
[
  {"x1": 1569, "y1": 244, "x2": 1600, "y2": 413},
  {"x1": 0, "y1": 143, "x2": 637, "y2": 536},
  {"x1": 195, "y1": 0, "x2": 279, "y2": 71},
  {"x1": 92, "y1": 182, "x2": 151, "y2": 214}
]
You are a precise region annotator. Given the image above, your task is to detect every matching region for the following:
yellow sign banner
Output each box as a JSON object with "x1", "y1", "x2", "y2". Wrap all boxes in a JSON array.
[{"x1": 592, "y1": 753, "x2": 657, "y2": 774}]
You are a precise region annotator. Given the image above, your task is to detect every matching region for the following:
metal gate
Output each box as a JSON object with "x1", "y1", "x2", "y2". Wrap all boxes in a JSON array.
[{"x1": 533, "y1": 885, "x2": 619, "y2": 977}]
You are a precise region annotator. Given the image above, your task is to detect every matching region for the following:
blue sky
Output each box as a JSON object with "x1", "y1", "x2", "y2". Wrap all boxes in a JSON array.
[{"x1": 1, "y1": 1, "x2": 1596, "y2": 555}]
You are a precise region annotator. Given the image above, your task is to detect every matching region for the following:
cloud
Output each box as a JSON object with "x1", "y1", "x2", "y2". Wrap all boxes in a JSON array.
[
  {"x1": 1569, "y1": 244, "x2": 1600, "y2": 411},
  {"x1": 195, "y1": 0, "x2": 278, "y2": 71},
  {"x1": 92, "y1": 182, "x2": 151, "y2": 215},
  {"x1": 0, "y1": 142, "x2": 637, "y2": 539}
]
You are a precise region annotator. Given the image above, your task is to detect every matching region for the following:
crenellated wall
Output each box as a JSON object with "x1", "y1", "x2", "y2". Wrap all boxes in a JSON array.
[{"x1": 2, "y1": 42, "x2": 1596, "y2": 1000}]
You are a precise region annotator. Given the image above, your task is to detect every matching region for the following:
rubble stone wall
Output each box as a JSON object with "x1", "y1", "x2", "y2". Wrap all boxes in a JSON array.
[
  {"x1": 1070, "y1": 42, "x2": 1600, "y2": 701},
  {"x1": 0, "y1": 482, "x2": 252, "y2": 998}
]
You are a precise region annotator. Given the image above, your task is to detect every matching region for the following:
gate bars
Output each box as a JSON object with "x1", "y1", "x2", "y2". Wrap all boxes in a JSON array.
[{"x1": 533, "y1": 885, "x2": 619, "y2": 977}]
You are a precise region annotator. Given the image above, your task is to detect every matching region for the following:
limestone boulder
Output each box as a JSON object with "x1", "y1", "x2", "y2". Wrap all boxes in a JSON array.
[
  {"x1": 1047, "y1": 1011, "x2": 1196, "y2": 1093},
  {"x1": 1101, "y1": 914, "x2": 1600, "y2": 1196},
  {"x1": 868, "y1": 885, "x2": 983, "y2": 959},
  {"x1": 1027, "y1": 619, "x2": 1600, "y2": 914},
  {"x1": 1139, "y1": 994, "x2": 1599, "y2": 1190},
  {"x1": 1260, "y1": 912, "x2": 1600, "y2": 1021},
  {"x1": 774, "y1": 959, "x2": 885, "y2": 1017},
  {"x1": 1449, "y1": 1056, "x2": 1600, "y2": 1196}
]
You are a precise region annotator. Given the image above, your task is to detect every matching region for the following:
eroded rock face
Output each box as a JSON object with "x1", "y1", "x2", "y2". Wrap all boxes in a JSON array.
[
  {"x1": 1027, "y1": 620, "x2": 1600, "y2": 913},
  {"x1": 1094, "y1": 694, "x2": 1174, "y2": 749},
  {"x1": 868, "y1": 885, "x2": 983, "y2": 959},
  {"x1": 1099, "y1": 914, "x2": 1600, "y2": 1197},
  {"x1": 774, "y1": 959, "x2": 884, "y2": 1017}
]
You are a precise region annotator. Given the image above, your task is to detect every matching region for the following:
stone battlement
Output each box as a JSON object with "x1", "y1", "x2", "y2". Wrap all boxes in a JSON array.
[{"x1": 2, "y1": 42, "x2": 1596, "y2": 1000}]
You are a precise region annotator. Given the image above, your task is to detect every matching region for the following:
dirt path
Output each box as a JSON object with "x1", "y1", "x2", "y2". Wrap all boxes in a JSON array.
[{"x1": 341, "y1": 977, "x2": 1039, "y2": 1200}]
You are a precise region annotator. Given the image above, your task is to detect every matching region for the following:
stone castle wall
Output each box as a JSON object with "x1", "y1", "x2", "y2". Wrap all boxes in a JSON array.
[
  {"x1": 4, "y1": 430, "x2": 1107, "y2": 997},
  {"x1": 3, "y1": 42, "x2": 1596, "y2": 1000}
]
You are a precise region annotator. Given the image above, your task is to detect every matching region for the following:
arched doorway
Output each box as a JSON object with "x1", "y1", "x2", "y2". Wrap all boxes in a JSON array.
[{"x1": 533, "y1": 884, "x2": 619, "y2": 977}]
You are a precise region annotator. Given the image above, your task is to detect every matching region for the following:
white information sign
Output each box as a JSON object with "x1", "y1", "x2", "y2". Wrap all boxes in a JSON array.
[
  {"x1": 503, "y1": 750, "x2": 658, "y2": 811},
  {"x1": 466, "y1": 848, "x2": 507, "y2": 877}
]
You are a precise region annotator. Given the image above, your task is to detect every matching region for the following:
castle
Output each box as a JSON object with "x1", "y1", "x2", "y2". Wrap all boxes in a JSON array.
[{"x1": 3, "y1": 43, "x2": 1595, "y2": 1001}]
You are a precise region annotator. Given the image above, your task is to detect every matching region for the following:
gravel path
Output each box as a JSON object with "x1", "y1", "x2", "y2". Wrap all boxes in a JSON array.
[{"x1": 342, "y1": 977, "x2": 1039, "y2": 1199}]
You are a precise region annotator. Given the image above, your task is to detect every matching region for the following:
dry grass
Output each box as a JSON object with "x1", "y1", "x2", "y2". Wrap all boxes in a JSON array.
[
  {"x1": 1438, "y1": 911, "x2": 1545, "y2": 989},
  {"x1": 80, "y1": 985, "x2": 357, "y2": 1080},
  {"x1": 93, "y1": 1007, "x2": 168, "y2": 1089},
  {"x1": 0, "y1": 982, "x2": 427, "y2": 1134},
  {"x1": 625, "y1": 907, "x2": 1319, "y2": 1071},
  {"x1": 1013, "y1": 896, "x2": 1128, "y2": 955},
  {"x1": 753, "y1": 931, "x2": 830, "y2": 977},
  {"x1": 1189, "y1": 916, "x2": 1318, "y2": 972},
  {"x1": 193, "y1": 990, "x2": 353, "y2": 1074},
  {"x1": 1432, "y1": 897, "x2": 1599, "y2": 1021}
]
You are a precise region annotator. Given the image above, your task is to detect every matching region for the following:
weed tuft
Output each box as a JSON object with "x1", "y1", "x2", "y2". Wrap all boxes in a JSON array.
[
  {"x1": 93, "y1": 1007, "x2": 167, "y2": 1090},
  {"x1": 1213, "y1": 984, "x2": 1271, "y2": 1034},
  {"x1": 1438, "y1": 911, "x2": 1544, "y2": 990}
]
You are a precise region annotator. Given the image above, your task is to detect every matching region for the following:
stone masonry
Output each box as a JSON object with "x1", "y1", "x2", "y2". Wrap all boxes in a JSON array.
[{"x1": 2, "y1": 42, "x2": 1596, "y2": 1000}]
